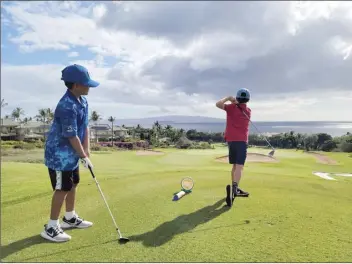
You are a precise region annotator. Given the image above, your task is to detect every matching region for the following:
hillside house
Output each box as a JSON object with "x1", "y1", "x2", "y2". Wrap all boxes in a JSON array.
[
  {"x1": 89, "y1": 124, "x2": 130, "y2": 142},
  {"x1": 0, "y1": 118, "x2": 50, "y2": 141},
  {"x1": 1, "y1": 118, "x2": 131, "y2": 142}
]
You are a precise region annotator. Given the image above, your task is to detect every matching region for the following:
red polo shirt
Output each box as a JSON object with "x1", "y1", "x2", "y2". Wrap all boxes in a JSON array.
[{"x1": 224, "y1": 103, "x2": 251, "y2": 142}]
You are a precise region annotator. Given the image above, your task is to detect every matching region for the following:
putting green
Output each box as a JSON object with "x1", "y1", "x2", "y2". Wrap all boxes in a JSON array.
[{"x1": 1, "y1": 147, "x2": 352, "y2": 262}]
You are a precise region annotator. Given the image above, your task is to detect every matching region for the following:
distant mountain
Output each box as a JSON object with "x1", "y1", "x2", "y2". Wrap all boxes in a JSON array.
[{"x1": 94, "y1": 115, "x2": 225, "y2": 126}]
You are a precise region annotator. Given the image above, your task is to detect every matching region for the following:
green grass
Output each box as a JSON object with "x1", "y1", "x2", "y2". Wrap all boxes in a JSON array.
[{"x1": 1, "y1": 147, "x2": 352, "y2": 262}]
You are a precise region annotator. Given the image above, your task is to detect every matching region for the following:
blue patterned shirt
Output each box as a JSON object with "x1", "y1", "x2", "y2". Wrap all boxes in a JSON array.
[{"x1": 45, "y1": 90, "x2": 89, "y2": 171}]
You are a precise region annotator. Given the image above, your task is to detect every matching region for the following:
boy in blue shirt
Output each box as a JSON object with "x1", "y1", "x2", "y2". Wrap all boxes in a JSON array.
[{"x1": 41, "y1": 64, "x2": 99, "y2": 242}]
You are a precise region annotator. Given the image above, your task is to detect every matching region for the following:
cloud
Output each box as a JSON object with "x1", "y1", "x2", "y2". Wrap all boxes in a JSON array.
[
  {"x1": 67, "y1": 51, "x2": 79, "y2": 57},
  {"x1": 97, "y1": 1, "x2": 352, "y2": 99},
  {"x1": 2, "y1": 1, "x2": 352, "y2": 121}
]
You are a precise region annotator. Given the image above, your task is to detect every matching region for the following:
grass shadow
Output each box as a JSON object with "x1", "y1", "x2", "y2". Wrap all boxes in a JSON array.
[
  {"x1": 129, "y1": 198, "x2": 230, "y2": 247},
  {"x1": 1, "y1": 234, "x2": 116, "y2": 262},
  {"x1": 1, "y1": 234, "x2": 47, "y2": 261}
]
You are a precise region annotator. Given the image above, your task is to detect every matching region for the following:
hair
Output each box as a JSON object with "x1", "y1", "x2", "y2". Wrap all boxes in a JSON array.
[
  {"x1": 236, "y1": 97, "x2": 249, "y2": 104},
  {"x1": 65, "y1": 82, "x2": 75, "y2": 90}
]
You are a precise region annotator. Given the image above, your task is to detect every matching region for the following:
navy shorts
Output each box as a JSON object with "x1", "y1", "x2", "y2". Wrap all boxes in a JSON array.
[{"x1": 228, "y1": 141, "x2": 247, "y2": 165}]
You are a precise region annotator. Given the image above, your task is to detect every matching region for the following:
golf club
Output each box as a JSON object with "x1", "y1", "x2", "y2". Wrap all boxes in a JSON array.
[
  {"x1": 88, "y1": 165, "x2": 130, "y2": 244},
  {"x1": 236, "y1": 104, "x2": 276, "y2": 157}
]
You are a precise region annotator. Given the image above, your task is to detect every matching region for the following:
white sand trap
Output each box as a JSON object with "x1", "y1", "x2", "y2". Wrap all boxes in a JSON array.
[
  {"x1": 305, "y1": 151, "x2": 338, "y2": 165},
  {"x1": 216, "y1": 153, "x2": 278, "y2": 163},
  {"x1": 312, "y1": 171, "x2": 336, "y2": 180},
  {"x1": 136, "y1": 150, "x2": 165, "y2": 156}
]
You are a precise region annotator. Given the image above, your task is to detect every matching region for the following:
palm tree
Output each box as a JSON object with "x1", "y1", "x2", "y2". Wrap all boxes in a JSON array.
[
  {"x1": 152, "y1": 121, "x2": 163, "y2": 140},
  {"x1": 1, "y1": 98, "x2": 8, "y2": 108},
  {"x1": 90, "y1": 110, "x2": 101, "y2": 143},
  {"x1": 11, "y1": 107, "x2": 25, "y2": 122},
  {"x1": 1, "y1": 99, "x2": 9, "y2": 125},
  {"x1": 108, "y1": 116, "x2": 116, "y2": 146},
  {"x1": 35, "y1": 108, "x2": 54, "y2": 140},
  {"x1": 35, "y1": 108, "x2": 54, "y2": 124},
  {"x1": 21, "y1": 117, "x2": 30, "y2": 125}
]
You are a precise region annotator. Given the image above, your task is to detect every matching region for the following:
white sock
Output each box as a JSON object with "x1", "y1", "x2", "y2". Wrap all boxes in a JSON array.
[
  {"x1": 65, "y1": 210, "x2": 76, "y2": 220},
  {"x1": 48, "y1": 219, "x2": 59, "y2": 227}
]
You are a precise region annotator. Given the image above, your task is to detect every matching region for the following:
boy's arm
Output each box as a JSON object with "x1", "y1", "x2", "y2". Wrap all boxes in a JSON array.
[
  {"x1": 83, "y1": 127, "x2": 90, "y2": 157},
  {"x1": 216, "y1": 96, "x2": 237, "y2": 110},
  {"x1": 82, "y1": 100, "x2": 90, "y2": 157},
  {"x1": 68, "y1": 136, "x2": 88, "y2": 158}
]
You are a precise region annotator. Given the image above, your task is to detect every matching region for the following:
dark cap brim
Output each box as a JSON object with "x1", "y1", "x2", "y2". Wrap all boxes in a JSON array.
[{"x1": 86, "y1": 79, "x2": 100, "y2": 88}]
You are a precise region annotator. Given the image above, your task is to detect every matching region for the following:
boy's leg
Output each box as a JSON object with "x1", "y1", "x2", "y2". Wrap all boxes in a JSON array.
[
  {"x1": 41, "y1": 169, "x2": 72, "y2": 242},
  {"x1": 231, "y1": 164, "x2": 236, "y2": 183},
  {"x1": 61, "y1": 168, "x2": 93, "y2": 229},
  {"x1": 50, "y1": 191, "x2": 68, "y2": 221},
  {"x1": 232, "y1": 141, "x2": 248, "y2": 201},
  {"x1": 226, "y1": 142, "x2": 236, "y2": 207}
]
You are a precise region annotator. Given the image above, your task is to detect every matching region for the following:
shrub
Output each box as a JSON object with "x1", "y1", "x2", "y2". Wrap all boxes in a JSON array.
[
  {"x1": 340, "y1": 142, "x2": 352, "y2": 153},
  {"x1": 97, "y1": 140, "x2": 149, "y2": 150},
  {"x1": 199, "y1": 142, "x2": 212, "y2": 149},
  {"x1": 91, "y1": 144, "x2": 102, "y2": 151},
  {"x1": 13, "y1": 143, "x2": 36, "y2": 150},
  {"x1": 320, "y1": 140, "x2": 337, "y2": 152},
  {"x1": 176, "y1": 136, "x2": 192, "y2": 149},
  {"x1": 1, "y1": 140, "x2": 18, "y2": 145},
  {"x1": 34, "y1": 141, "x2": 44, "y2": 148}
]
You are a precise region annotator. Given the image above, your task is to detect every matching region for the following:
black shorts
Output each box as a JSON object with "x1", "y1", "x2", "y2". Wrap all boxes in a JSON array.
[
  {"x1": 48, "y1": 168, "x2": 80, "y2": 191},
  {"x1": 228, "y1": 141, "x2": 247, "y2": 165}
]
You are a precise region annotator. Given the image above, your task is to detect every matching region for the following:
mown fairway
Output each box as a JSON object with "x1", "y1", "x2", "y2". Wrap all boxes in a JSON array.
[{"x1": 1, "y1": 146, "x2": 352, "y2": 262}]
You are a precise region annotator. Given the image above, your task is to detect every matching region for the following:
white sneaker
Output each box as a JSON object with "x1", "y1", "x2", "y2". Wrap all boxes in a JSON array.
[
  {"x1": 61, "y1": 215, "x2": 93, "y2": 229},
  {"x1": 40, "y1": 224, "x2": 71, "y2": 242}
]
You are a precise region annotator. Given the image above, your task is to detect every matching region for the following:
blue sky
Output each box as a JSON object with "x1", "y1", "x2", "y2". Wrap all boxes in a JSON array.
[
  {"x1": 1, "y1": 1, "x2": 117, "y2": 66},
  {"x1": 1, "y1": 1, "x2": 352, "y2": 121},
  {"x1": 1, "y1": 13, "x2": 116, "y2": 67}
]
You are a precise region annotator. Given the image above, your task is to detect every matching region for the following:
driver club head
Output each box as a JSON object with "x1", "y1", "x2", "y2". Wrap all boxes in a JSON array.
[
  {"x1": 268, "y1": 150, "x2": 275, "y2": 157},
  {"x1": 118, "y1": 237, "x2": 130, "y2": 244}
]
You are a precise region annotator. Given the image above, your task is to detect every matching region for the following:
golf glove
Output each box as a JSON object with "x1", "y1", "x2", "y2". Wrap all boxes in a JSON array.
[{"x1": 81, "y1": 157, "x2": 93, "y2": 169}]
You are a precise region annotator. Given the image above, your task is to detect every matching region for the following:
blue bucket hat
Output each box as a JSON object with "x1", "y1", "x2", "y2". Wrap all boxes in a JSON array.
[{"x1": 61, "y1": 64, "x2": 100, "y2": 87}]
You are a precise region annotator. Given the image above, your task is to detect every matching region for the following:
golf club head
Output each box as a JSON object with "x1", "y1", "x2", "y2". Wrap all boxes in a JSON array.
[
  {"x1": 268, "y1": 150, "x2": 275, "y2": 157},
  {"x1": 118, "y1": 237, "x2": 130, "y2": 244}
]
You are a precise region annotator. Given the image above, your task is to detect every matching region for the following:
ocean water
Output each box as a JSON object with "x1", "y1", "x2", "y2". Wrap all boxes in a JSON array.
[{"x1": 154, "y1": 121, "x2": 352, "y2": 137}]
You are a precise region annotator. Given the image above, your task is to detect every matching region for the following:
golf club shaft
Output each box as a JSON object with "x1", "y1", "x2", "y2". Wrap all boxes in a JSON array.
[
  {"x1": 88, "y1": 166, "x2": 123, "y2": 238},
  {"x1": 236, "y1": 105, "x2": 275, "y2": 151},
  {"x1": 94, "y1": 178, "x2": 122, "y2": 237}
]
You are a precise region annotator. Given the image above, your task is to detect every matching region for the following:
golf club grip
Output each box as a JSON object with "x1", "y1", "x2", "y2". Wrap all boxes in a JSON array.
[{"x1": 88, "y1": 166, "x2": 95, "y2": 178}]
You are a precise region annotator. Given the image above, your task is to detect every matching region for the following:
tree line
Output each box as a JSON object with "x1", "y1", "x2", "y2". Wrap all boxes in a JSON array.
[{"x1": 2, "y1": 99, "x2": 351, "y2": 153}]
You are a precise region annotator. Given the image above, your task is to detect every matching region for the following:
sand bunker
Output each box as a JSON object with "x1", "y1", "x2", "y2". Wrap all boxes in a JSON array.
[
  {"x1": 306, "y1": 151, "x2": 338, "y2": 165},
  {"x1": 333, "y1": 173, "x2": 352, "y2": 177},
  {"x1": 312, "y1": 171, "x2": 352, "y2": 181},
  {"x1": 216, "y1": 153, "x2": 278, "y2": 163},
  {"x1": 312, "y1": 171, "x2": 336, "y2": 181},
  {"x1": 136, "y1": 150, "x2": 165, "y2": 156}
]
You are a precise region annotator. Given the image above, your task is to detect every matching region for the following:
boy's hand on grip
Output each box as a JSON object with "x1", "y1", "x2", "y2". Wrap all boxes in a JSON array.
[{"x1": 81, "y1": 156, "x2": 93, "y2": 169}]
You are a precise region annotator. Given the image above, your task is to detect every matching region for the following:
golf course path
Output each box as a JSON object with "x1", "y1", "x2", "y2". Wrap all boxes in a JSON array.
[{"x1": 306, "y1": 151, "x2": 338, "y2": 165}]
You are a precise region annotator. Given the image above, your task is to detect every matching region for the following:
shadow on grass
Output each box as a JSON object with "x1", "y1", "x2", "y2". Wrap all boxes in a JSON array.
[
  {"x1": 1, "y1": 234, "x2": 47, "y2": 261},
  {"x1": 1, "y1": 234, "x2": 116, "y2": 262},
  {"x1": 129, "y1": 198, "x2": 230, "y2": 247}
]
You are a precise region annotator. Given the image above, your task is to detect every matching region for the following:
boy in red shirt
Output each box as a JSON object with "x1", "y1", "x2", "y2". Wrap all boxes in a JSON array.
[{"x1": 216, "y1": 88, "x2": 251, "y2": 207}]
